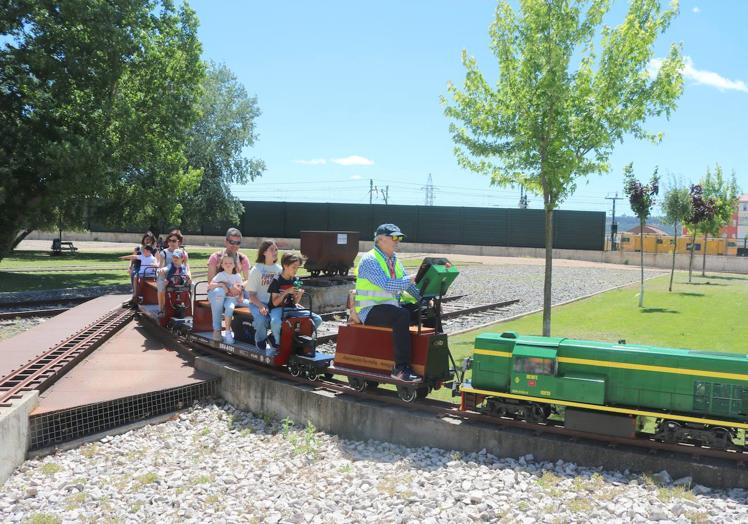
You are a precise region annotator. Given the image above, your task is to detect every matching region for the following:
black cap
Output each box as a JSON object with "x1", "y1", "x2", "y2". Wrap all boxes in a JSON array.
[{"x1": 374, "y1": 223, "x2": 406, "y2": 239}]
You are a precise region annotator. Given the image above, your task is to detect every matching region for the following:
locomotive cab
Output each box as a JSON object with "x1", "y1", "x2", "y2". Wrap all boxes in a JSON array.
[{"x1": 332, "y1": 258, "x2": 460, "y2": 402}]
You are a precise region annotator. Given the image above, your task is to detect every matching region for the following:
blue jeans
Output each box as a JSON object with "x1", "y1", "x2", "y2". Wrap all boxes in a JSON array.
[
  {"x1": 247, "y1": 302, "x2": 270, "y2": 344},
  {"x1": 208, "y1": 288, "x2": 238, "y2": 331},
  {"x1": 269, "y1": 306, "x2": 322, "y2": 344}
]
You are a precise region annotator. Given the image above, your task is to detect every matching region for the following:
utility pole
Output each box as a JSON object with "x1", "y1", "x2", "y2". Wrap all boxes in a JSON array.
[
  {"x1": 383, "y1": 185, "x2": 389, "y2": 205},
  {"x1": 422, "y1": 174, "x2": 434, "y2": 206},
  {"x1": 605, "y1": 192, "x2": 623, "y2": 251},
  {"x1": 369, "y1": 179, "x2": 374, "y2": 205}
]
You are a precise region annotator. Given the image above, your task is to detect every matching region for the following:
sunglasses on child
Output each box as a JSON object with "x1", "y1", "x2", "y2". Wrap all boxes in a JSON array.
[
  {"x1": 168, "y1": 238, "x2": 179, "y2": 243},
  {"x1": 227, "y1": 239, "x2": 241, "y2": 246},
  {"x1": 389, "y1": 235, "x2": 404, "y2": 241}
]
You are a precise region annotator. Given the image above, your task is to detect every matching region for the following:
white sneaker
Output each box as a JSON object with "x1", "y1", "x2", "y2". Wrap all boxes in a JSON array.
[{"x1": 223, "y1": 332, "x2": 234, "y2": 344}]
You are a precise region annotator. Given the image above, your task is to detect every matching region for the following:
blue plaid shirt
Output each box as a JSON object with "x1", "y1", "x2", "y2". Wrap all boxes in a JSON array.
[{"x1": 357, "y1": 246, "x2": 421, "y2": 323}]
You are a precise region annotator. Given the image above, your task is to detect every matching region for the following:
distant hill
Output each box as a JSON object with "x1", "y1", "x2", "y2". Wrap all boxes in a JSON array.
[{"x1": 605, "y1": 215, "x2": 675, "y2": 236}]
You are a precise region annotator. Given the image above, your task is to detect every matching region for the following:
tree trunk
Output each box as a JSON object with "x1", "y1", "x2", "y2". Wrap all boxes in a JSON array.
[
  {"x1": 0, "y1": 227, "x2": 23, "y2": 263},
  {"x1": 688, "y1": 231, "x2": 696, "y2": 283},
  {"x1": 639, "y1": 219, "x2": 645, "y2": 307},
  {"x1": 701, "y1": 233, "x2": 708, "y2": 277},
  {"x1": 668, "y1": 221, "x2": 677, "y2": 292},
  {"x1": 542, "y1": 207, "x2": 553, "y2": 336}
]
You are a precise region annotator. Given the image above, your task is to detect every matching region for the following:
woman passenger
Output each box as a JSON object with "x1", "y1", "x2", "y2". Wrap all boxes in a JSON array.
[{"x1": 245, "y1": 239, "x2": 281, "y2": 350}]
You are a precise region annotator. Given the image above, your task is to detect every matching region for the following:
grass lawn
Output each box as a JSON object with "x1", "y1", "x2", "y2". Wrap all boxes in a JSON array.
[{"x1": 427, "y1": 272, "x2": 748, "y2": 403}]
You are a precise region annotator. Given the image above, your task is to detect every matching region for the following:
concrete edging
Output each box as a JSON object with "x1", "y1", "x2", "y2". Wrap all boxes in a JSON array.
[
  {"x1": 0, "y1": 392, "x2": 39, "y2": 486},
  {"x1": 195, "y1": 355, "x2": 747, "y2": 489}
]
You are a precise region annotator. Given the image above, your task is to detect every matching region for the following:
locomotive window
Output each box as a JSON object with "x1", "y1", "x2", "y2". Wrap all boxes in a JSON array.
[{"x1": 513, "y1": 357, "x2": 556, "y2": 376}]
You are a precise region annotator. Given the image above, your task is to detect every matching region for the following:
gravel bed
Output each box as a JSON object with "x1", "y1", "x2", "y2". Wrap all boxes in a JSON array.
[
  {"x1": 1, "y1": 400, "x2": 745, "y2": 523},
  {"x1": 0, "y1": 317, "x2": 48, "y2": 341}
]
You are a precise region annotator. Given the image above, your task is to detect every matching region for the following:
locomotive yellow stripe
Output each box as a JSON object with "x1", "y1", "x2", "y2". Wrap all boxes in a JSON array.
[
  {"x1": 473, "y1": 349, "x2": 748, "y2": 381},
  {"x1": 460, "y1": 386, "x2": 748, "y2": 430},
  {"x1": 474, "y1": 349, "x2": 512, "y2": 358},
  {"x1": 556, "y1": 357, "x2": 748, "y2": 382}
]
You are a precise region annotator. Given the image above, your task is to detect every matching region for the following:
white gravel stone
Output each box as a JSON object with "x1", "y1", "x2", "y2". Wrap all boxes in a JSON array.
[{"x1": 1, "y1": 400, "x2": 745, "y2": 523}]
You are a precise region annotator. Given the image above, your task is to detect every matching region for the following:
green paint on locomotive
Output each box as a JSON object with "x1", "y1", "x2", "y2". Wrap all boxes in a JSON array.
[{"x1": 472, "y1": 332, "x2": 748, "y2": 421}]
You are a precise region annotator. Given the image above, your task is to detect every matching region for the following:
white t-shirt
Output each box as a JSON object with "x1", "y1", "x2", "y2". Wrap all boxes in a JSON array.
[
  {"x1": 246, "y1": 263, "x2": 282, "y2": 304},
  {"x1": 211, "y1": 271, "x2": 243, "y2": 296},
  {"x1": 137, "y1": 254, "x2": 158, "y2": 276}
]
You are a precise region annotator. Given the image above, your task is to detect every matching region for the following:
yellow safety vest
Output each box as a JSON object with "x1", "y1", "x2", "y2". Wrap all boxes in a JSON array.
[{"x1": 354, "y1": 249, "x2": 416, "y2": 313}]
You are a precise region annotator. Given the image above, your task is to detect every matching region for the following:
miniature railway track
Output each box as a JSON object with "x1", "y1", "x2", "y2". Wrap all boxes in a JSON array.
[
  {"x1": 315, "y1": 298, "x2": 520, "y2": 344},
  {"x1": 0, "y1": 307, "x2": 71, "y2": 321},
  {"x1": 0, "y1": 307, "x2": 134, "y2": 407},
  {"x1": 184, "y1": 338, "x2": 748, "y2": 466}
]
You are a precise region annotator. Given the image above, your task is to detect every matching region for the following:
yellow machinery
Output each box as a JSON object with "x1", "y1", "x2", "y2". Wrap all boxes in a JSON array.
[{"x1": 618, "y1": 233, "x2": 733, "y2": 255}]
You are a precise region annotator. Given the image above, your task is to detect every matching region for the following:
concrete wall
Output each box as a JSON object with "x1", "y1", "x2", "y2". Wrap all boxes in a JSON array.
[
  {"x1": 28, "y1": 230, "x2": 748, "y2": 274},
  {"x1": 0, "y1": 392, "x2": 38, "y2": 486},
  {"x1": 195, "y1": 356, "x2": 747, "y2": 488}
]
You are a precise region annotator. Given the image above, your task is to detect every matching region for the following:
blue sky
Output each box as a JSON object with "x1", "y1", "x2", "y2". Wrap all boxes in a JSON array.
[{"x1": 189, "y1": 0, "x2": 747, "y2": 216}]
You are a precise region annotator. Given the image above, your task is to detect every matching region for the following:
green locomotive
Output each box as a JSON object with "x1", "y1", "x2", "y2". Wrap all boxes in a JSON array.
[{"x1": 461, "y1": 332, "x2": 748, "y2": 450}]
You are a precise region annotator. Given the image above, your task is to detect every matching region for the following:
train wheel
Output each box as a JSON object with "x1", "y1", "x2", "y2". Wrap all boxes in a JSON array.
[
  {"x1": 366, "y1": 381, "x2": 379, "y2": 390},
  {"x1": 289, "y1": 363, "x2": 302, "y2": 377},
  {"x1": 526, "y1": 403, "x2": 551, "y2": 423},
  {"x1": 307, "y1": 369, "x2": 320, "y2": 382},
  {"x1": 323, "y1": 373, "x2": 334, "y2": 380},
  {"x1": 709, "y1": 427, "x2": 731, "y2": 449},
  {"x1": 348, "y1": 377, "x2": 367, "y2": 392},
  {"x1": 397, "y1": 386, "x2": 418, "y2": 403}
]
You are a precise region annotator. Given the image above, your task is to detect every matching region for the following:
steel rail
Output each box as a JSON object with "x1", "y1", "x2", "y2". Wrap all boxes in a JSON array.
[
  {"x1": 0, "y1": 308, "x2": 70, "y2": 321},
  {"x1": 0, "y1": 308, "x2": 134, "y2": 407}
]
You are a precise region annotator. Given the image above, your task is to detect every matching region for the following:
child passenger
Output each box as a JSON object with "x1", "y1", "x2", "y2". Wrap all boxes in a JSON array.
[
  {"x1": 267, "y1": 253, "x2": 322, "y2": 351},
  {"x1": 156, "y1": 231, "x2": 190, "y2": 315},
  {"x1": 245, "y1": 239, "x2": 281, "y2": 350},
  {"x1": 120, "y1": 244, "x2": 158, "y2": 304},
  {"x1": 156, "y1": 248, "x2": 191, "y2": 317},
  {"x1": 208, "y1": 253, "x2": 244, "y2": 344}
]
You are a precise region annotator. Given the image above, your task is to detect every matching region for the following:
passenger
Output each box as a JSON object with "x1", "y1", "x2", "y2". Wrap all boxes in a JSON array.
[
  {"x1": 156, "y1": 230, "x2": 190, "y2": 316},
  {"x1": 207, "y1": 228, "x2": 252, "y2": 342},
  {"x1": 157, "y1": 248, "x2": 191, "y2": 317},
  {"x1": 354, "y1": 223, "x2": 422, "y2": 382},
  {"x1": 268, "y1": 252, "x2": 323, "y2": 351},
  {"x1": 245, "y1": 239, "x2": 281, "y2": 350},
  {"x1": 123, "y1": 232, "x2": 156, "y2": 307},
  {"x1": 120, "y1": 244, "x2": 158, "y2": 304},
  {"x1": 208, "y1": 253, "x2": 244, "y2": 344}
]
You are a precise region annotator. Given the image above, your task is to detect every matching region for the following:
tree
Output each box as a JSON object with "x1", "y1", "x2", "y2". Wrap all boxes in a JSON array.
[
  {"x1": 623, "y1": 163, "x2": 659, "y2": 307},
  {"x1": 699, "y1": 164, "x2": 739, "y2": 276},
  {"x1": 443, "y1": 0, "x2": 683, "y2": 335},
  {"x1": 661, "y1": 178, "x2": 691, "y2": 292},
  {"x1": 685, "y1": 184, "x2": 715, "y2": 283},
  {"x1": 0, "y1": 0, "x2": 204, "y2": 260},
  {"x1": 180, "y1": 62, "x2": 266, "y2": 232}
]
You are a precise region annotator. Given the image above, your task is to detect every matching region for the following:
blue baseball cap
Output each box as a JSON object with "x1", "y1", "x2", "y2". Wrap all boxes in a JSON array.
[{"x1": 374, "y1": 223, "x2": 406, "y2": 239}]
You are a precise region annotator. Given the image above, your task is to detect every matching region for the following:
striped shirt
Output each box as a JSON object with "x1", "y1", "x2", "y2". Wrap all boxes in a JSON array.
[{"x1": 357, "y1": 246, "x2": 421, "y2": 323}]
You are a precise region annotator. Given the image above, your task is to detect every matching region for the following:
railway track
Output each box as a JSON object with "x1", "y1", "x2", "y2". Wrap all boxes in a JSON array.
[
  {"x1": 315, "y1": 298, "x2": 520, "y2": 344},
  {"x1": 185, "y1": 337, "x2": 748, "y2": 466},
  {"x1": 0, "y1": 308, "x2": 134, "y2": 407}
]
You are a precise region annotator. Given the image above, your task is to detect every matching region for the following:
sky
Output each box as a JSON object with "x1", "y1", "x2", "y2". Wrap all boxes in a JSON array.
[{"x1": 189, "y1": 0, "x2": 748, "y2": 217}]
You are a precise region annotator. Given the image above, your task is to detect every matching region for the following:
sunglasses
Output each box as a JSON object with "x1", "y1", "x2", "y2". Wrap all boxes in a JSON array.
[
  {"x1": 168, "y1": 238, "x2": 179, "y2": 243},
  {"x1": 390, "y1": 235, "x2": 404, "y2": 241},
  {"x1": 227, "y1": 239, "x2": 241, "y2": 246}
]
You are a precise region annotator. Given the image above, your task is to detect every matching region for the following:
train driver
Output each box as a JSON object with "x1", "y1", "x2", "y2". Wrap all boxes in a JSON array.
[{"x1": 354, "y1": 223, "x2": 422, "y2": 383}]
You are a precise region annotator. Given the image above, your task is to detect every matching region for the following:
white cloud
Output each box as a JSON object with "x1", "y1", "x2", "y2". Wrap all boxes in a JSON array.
[
  {"x1": 350, "y1": 174, "x2": 362, "y2": 180},
  {"x1": 331, "y1": 155, "x2": 375, "y2": 166},
  {"x1": 294, "y1": 159, "x2": 327, "y2": 165},
  {"x1": 649, "y1": 56, "x2": 748, "y2": 93},
  {"x1": 692, "y1": 6, "x2": 700, "y2": 14}
]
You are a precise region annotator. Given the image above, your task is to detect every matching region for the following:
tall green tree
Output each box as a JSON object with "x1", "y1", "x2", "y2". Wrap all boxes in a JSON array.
[
  {"x1": 698, "y1": 164, "x2": 739, "y2": 276},
  {"x1": 0, "y1": 0, "x2": 204, "y2": 260},
  {"x1": 661, "y1": 178, "x2": 691, "y2": 291},
  {"x1": 443, "y1": 0, "x2": 683, "y2": 335},
  {"x1": 623, "y1": 163, "x2": 658, "y2": 307},
  {"x1": 180, "y1": 62, "x2": 266, "y2": 232}
]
